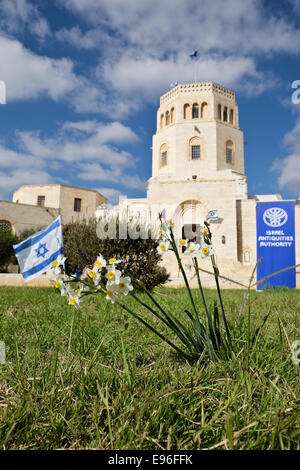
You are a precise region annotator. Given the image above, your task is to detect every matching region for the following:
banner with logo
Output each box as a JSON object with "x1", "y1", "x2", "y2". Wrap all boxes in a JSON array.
[{"x1": 256, "y1": 201, "x2": 296, "y2": 290}]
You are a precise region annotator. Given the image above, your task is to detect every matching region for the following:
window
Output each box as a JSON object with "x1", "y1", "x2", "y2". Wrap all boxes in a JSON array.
[
  {"x1": 218, "y1": 104, "x2": 222, "y2": 120},
  {"x1": 0, "y1": 220, "x2": 12, "y2": 231},
  {"x1": 37, "y1": 195, "x2": 45, "y2": 207},
  {"x1": 160, "y1": 114, "x2": 164, "y2": 128},
  {"x1": 161, "y1": 151, "x2": 167, "y2": 166},
  {"x1": 201, "y1": 102, "x2": 208, "y2": 118},
  {"x1": 244, "y1": 251, "x2": 250, "y2": 263},
  {"x1": 184, "y1": 103, "x2": 191, "y2": 119},
  {"x1": 226, "y1": 140, "x2": 234, "y2": 164},
  {"x1": 74, "y1": 198, "x2": 82, "y2": 212},
  {"x1": 170, "y1": 107, "x2": 174, "y2": 123},
  {"x1": 230, "y1": 109, "x2": 234, "y2": 124},
  {"x1": 192, "y1": 103, "x2": 199, "y2": 118},
  {"x1": 165, "y1": 111, "x2": 170, "y2": 126},
  {"x1": 221, "y1": 235, "x2": 226, "y2": 244},
  {"x1": 191, "y1": 145, "x2": 201, "y2": 160},
  {"x1": 223, "y1": 107, "x2": 228, "y2": 122}
]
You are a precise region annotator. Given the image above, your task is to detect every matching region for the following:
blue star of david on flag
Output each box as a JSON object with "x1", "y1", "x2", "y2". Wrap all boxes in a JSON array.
[
  {"x1": 35, "y1": 242, "x2": 49, "y2": 259},
  {"x1": 13, "y1": 216, "x2": 63, "y2": 281}
]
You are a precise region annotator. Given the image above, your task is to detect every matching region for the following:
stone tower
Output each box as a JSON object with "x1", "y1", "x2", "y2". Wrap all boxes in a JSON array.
[{"x1": 148, "y1": 81, "x2": 247, "y2": 196}]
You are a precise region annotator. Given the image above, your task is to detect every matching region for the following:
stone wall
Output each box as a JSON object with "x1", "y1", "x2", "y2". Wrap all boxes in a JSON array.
[{"x1": 0, "y1": 200, "x2": 59, "y2": 234}]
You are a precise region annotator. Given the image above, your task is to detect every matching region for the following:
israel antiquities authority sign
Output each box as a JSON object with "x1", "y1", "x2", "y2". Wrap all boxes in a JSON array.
[{"x1": 256, "y1": 201, "x2": 296, "y2": 290}]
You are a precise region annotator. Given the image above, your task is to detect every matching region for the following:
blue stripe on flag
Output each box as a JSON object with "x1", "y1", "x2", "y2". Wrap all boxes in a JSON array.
[
  {"x1": 22, "y1": 248, "x2": 64, "y2": 280},
  {"x1": 14, "y1": 218, "x2": 61, "y2": 254}
]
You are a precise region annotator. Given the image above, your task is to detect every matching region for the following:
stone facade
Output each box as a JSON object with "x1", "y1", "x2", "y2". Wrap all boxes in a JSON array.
[
  {"x1": 97, "y1": 82, "x2": 300, "y2": 288},
  {"x1": 12, "y1": 184, "x2": 106, "y2": 226},
  {"x1": 0, "y1": 200, "x2": 60, "y2": 234}
]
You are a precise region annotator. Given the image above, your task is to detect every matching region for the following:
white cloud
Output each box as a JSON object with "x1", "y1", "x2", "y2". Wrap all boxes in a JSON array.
[
  {"x1": 0, "y1": 119, "x2": 145, "y2": 200},
  {"x1": 59, "y1": 0, "x2": 300, "y2": 56},
  {"x1": 272, "y1": 118, "x2": 300, "y2": 194},
  {"x1": 96, "y1": 187, "x2": 126, "y2": 205},
  {"x1": 0, "y1": 35, "x2": 79, "y2": 101},
  {"x1": 56, "y1": 0, "x2": 298, "y2": 102},
  {"x1": 0, "y1": 0, "x2": 51, "y2": 39},
  {"x1": 102, "y1": 54, "x2": 272, "y2": 100},
  {"x1": 79, "y1": 163, "x2": 146, "y2": 190}
]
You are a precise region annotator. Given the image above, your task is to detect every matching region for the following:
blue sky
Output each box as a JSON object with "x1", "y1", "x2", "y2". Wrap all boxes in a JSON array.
[{"x1": 0, "y1": 0, "x2": 300, "y2": 205}]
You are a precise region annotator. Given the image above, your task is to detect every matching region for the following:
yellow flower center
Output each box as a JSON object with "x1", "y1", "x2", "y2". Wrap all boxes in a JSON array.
[
  {"x1": 106, "y1": 290, "x2": 112, "y2": 298},
  {"x1": 160, "y1": 244, "x2": 166, "y2": 251},
  {"x1": 54, "y1": 280, "x2": 60, "y2": 289},
  {"x1": 70, "y1": 297, "x2": 76, "y2": 305},
  {"x1": 51, "y1": 260, "x2": 58, "y2": 267},
  {"x1": 203, "y1": 228, "x2": 208, "y2": 235},
  {"x1": 179, "y1": 239, "x2": 186, "y2": 245},
  {"x1": 96, "y1": 260, "x2": 102, "y2": 268},
  {"x1": 158, "y1": 229, "x2": 162, "y2": 236},
  {"x1": 76, "y1": 288, "x2": 80, "y2": 295},
  {"x1": 168, "y1": 221, "x2": 174, "y2": 227},
  {"x1": 89, "y1": 270, "x2": 96, "y2": 278},
  {"x1": 107, "y1": 271, "x2": 115, "y2": 280},
  {"x1": 202, "y1": 247, "x2": 209, "y2": 255},
  {"x1": 189, "y1": 246, "x2": 195, "y2": 252},
  {"x1": 109, "y1": 258, "x2": 116, "y2": 264},
  {"x1": 119, "y1": 282, "x2": 125, "y2": 290}
]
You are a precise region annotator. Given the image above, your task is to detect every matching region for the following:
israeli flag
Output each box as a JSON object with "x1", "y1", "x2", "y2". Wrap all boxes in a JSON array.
[
  {"x1": 206, "y1": 210, "x2": 218, "y2": 221},
  {"x1": 189, "y1": 50, "x2": 198, "y2": 59},
  {"x1": 13, "y1": 216, "x2": 63, "y2": 281}
]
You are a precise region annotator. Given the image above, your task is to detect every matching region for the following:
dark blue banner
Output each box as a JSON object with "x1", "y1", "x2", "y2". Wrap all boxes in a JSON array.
[{"x1": 256, "y1": 201, "x2": 296, "y2": 290}]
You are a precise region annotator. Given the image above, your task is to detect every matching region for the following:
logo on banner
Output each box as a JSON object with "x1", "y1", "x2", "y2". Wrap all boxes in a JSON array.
[{"x1": 263, "y1": 207, "x2": 288, "y2": 227}]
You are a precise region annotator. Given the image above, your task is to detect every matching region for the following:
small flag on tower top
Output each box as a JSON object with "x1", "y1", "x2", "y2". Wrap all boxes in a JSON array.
[{"x1": 189, "y1": 50, "x2": 198, "y2": 59}]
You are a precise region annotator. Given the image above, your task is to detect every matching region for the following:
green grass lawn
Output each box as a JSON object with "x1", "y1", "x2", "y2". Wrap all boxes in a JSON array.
[{"x1": 0, "y1": 286, "x2": 299, "y2": 450}]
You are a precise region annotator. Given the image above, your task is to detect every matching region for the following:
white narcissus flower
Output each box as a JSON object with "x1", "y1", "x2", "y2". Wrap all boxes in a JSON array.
[
  {"x1": 112, "y1": 276, "x2": 133, "y2": 296},
  {"x1": 200, "y1": 244, "x2": 214, "y2": 258},
  {"x1": 108, "y1": 257, "x2": 122, "y2": 266},
  {"x1": 105, "y1": 285, "x2": 119, "y2": 303},
  {"x1": 94, "y1": 254, "x2": 106, "y2": 271},
  {"x1": 179, "y1": 238, "x2": 189, "y2": 247},
  {"x1": 184, "y1": 242, "x2": 200, "y2": 257},
  {"x1": 51, "y1": 255, "x2": 67, "y2": 275},
  {"x1": 68, "y1": 293, "x2": 81, "y2": 308},
  {"x1": 105, "y1": 267, "x2": 121, "y2": 284},
  {"x1": 157, "y1": 240, "x2": 170, "y2": 254}
]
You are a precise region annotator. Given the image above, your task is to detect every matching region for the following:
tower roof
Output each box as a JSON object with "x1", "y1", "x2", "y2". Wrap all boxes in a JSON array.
[{"x1": 160, "y1": 82, "x2": 235, "y2": 106}]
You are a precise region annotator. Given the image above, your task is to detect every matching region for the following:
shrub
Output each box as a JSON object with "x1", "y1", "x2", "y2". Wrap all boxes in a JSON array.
[
  {"x1": 0, "y1": 228, "x2": 18, "y2": 271},
  {"x1": 63, "y1": 218, "x2": 170, "y2": 289}
]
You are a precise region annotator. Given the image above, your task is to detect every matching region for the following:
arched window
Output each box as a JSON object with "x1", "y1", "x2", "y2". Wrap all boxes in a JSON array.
[
  {"x1": 170, "y1": 107, "x2": 174, "y2": 123},
  {"x1": 229, "y1": 109, "x2": 234, "y2": 124},
  {"x1": 160, "y1": 114, "x2": 164, "y2": 128},
  {"x1": 221, "y1": 235, "x2": 226, "y2": 245},
  {"x1": 0, "y1": 220, "x2": 12, "y2": 231},
  {"x1": 223, "y1": 106, "x2": 228, "y2": 122},
  {"x1": 218, "y1": 104, "x2": 222, "y2": 120},
  {"x1": 184, "y1": 103, "x2": 191, "y2": 119},
  {"x1": 243, "y1": 251, "x2": 250, "y2": 263},
  {"x1": 201, "y1": 102, "x2": 208, "y2": 118},
  {"x1": 192, "y1": 103, "x2": 199, "y2": 119},
  {"x1": 165, "y1": 110, "x2": 170, "y2": 126},
  {"x1": 160, "y1": 144, "x2": 168, "y2": 167},
  {"x1": 226, "y1": 140, "x2": 234, "y2": 164},
  {"x1": 189, "y1": 137, "x2": 201, "y2": 160}
]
